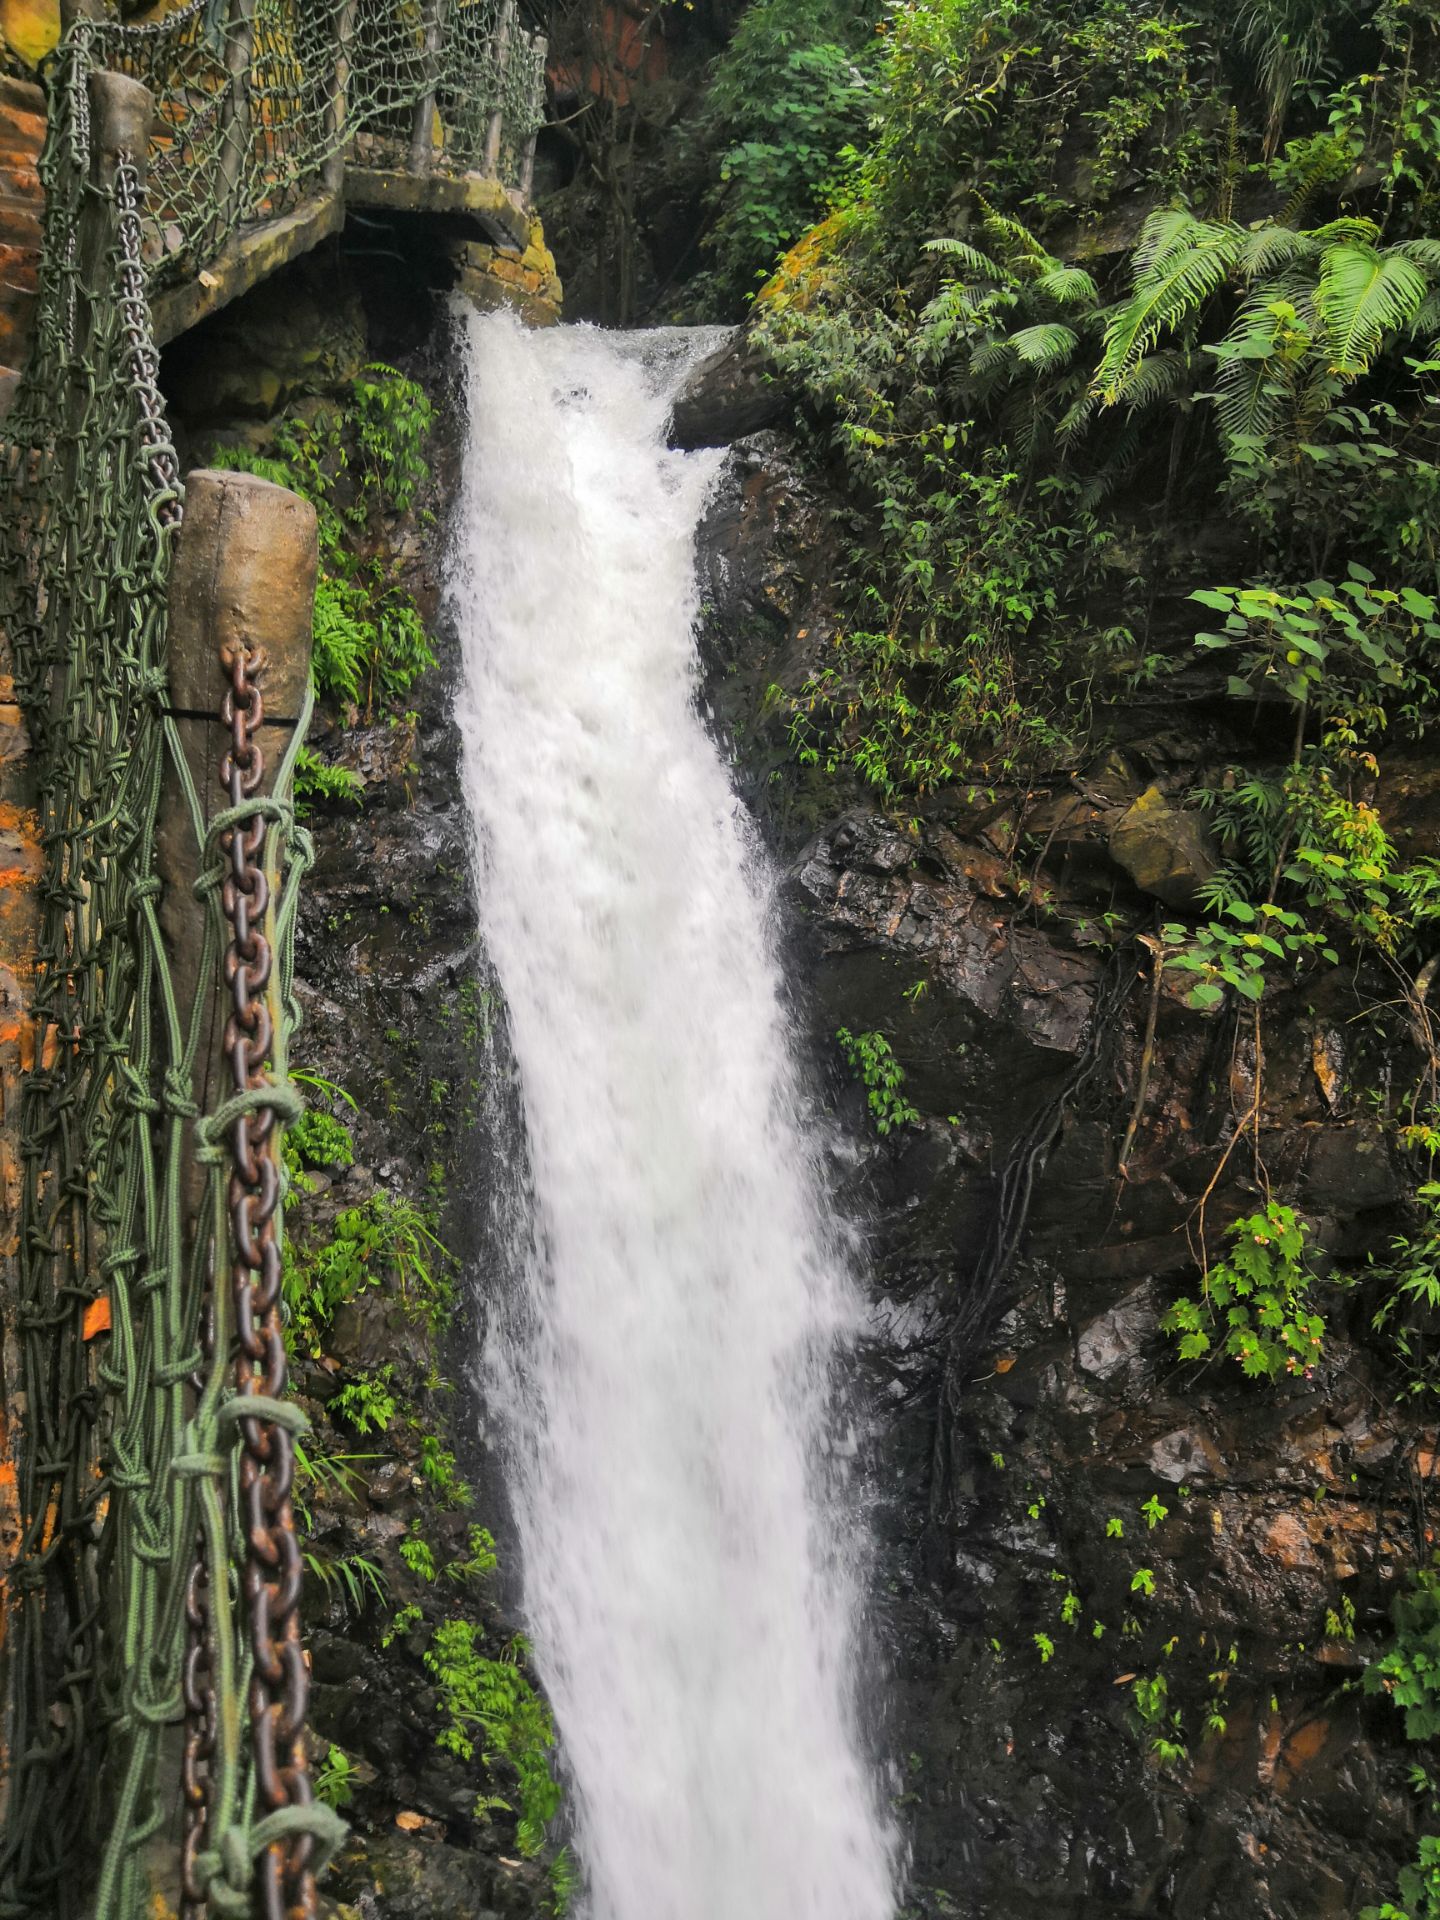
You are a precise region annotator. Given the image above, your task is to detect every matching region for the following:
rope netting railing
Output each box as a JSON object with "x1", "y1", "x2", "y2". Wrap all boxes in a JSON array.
[
  {"x1": 94, "y1": 0, "x2": 548, "y2": 289},
  {"x1": 0, "y1": 22, "x2": 337, "y2": 1919}
]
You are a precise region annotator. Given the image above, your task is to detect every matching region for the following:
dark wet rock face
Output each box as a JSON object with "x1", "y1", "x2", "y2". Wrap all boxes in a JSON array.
[
  {"x1": 668, "y1": 332, "x2": 786, "y2": 449},
  {"x1": 693, "y1": 430, "x2": 1429, "y2": 1920}
]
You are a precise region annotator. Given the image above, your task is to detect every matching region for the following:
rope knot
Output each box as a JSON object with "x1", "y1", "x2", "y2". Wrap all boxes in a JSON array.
[{"x1": 161, "y1": 1066, "x2": 199, "y2": 1118}]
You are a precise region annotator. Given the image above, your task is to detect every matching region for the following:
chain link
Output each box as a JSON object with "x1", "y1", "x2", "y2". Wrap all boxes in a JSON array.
[
  {"x1": 113, "y1": 160, "x2": 181, "y2": 516},
  {"x1": 181, "y1": 1554, "x2": 217, "y2": 1919},
  {"x1": 218, "y1": 642, "x2": 316, "y2": 1920}
]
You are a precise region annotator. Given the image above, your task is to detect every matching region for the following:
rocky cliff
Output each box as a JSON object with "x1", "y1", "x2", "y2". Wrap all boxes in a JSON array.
[{"x1": 686, "y1": 395, "x2": 1440, "y2": 1920}]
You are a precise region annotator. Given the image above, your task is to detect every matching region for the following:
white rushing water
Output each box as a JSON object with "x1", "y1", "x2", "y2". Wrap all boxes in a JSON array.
[{"x1": 448, "y1": 309, "x2": 897, "y2": 1920}]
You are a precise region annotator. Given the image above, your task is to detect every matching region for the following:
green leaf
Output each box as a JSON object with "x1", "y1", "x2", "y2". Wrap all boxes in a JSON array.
[
  {"x1": 1093, "y1": 214, "x2": 1241, "y2": 402},
  {"x1": 1317, "y1": 241, "x2": 1430, "y2": 378},
  {"x1": 1007, "y1": 323, "x2": 1081, "y2": 370}
]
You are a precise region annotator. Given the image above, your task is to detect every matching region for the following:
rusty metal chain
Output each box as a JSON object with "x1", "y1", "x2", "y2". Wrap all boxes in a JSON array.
[
  {"x1": 218, "y1": 638, "x2": 316, "y2": 1920},
  {"x1": 180, "y1": 1555, "x2": 217, "y2": 1920}
]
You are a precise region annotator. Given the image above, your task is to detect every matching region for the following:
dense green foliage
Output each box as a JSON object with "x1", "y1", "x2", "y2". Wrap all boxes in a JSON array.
[
  {"x1": 211, "y1": 363, "x2": 437, "y2": 806},
  {"x1": 684, "y1": 0, "x2": 878, "y2": 312},
  {"x1": 1364, "y1": 1563, "x2": 1440, "y2": 1917},
  {"x1": 835, "y1": 1025, "x2": 921, "y2": 1134},
  {"x1": 284, "y1": 1189, "x2": 452, "y2": 1351},
  {"x1": 747, "y1": 0, "x2": 1440, "y2": 799},
  {"x1": 283, "y1": 1049, "x2": 565, "y2": 1871},
  {"x1": 424, "y1": 1623, "x2": 562, "y2": 1853},
  {"x1": 1161, "y1": 1203, "x2": 1326, "y2": 1377},
  {"x1": 698, "y1": 1, "x2": 1440, "y2": 1906}
]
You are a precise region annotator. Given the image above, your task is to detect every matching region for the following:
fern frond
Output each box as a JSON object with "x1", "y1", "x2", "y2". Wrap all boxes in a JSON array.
[
  {"x1": 1233, "y1": 224, "x2": 1317, "y2": 280},
  {"x1": 1077, "y1": 418, "x2": 1146, "y2": 508},
  {"x1": 1057, "y1": 384, "x2": 1101, "y2": 445},
  {"x1": 1036, "y1": 264, "x2": 1100, "y2": 309},
  {"x1": 1306, "y1": 216, "x2": 1380, "y2": 245},
  {"x1": 1279, "y1": 149, "x2": 1357, "y2": 229},
  {"x1": 1094, "y1": 221, "x2": 1241, "y2": 403},
  {"x1": 969, "y1": 339, "x2": 1017, "y2": 380},
  {"x1": 921, "y1": 278, "x2": 1011, "y2": 345},
  {"x1": 922, "y1": 238, "x2": 1003, "y2": 280},
  {"x1": 1317, "y1": 241, "x2": 1430, "y2": 377},
  {"x1": 1006, "y1": 323, "x2": 1081, "y2": 371},
  {"x1": 1119, "y1": 350, "x2": 1191, "y2": 411},
  {"x1": 1397, "y1": 238, "x2": 1440, "y2": 272},
  {"x1": 1001, "y1": 385, "x2": 1045, "y2": 466},
  {"x1": 1132, "y1": 207, "x2": 1208, "y2": 275},
  {"x1": 976, "y1": 196, "x2": 1054, "y2": 277},
  {"x1": 1408, "y1": 288, "x2": 1440, "y2": 342},
  {"x1": 1207, "y1": 340, "x2": 1293, "y2": 448}
]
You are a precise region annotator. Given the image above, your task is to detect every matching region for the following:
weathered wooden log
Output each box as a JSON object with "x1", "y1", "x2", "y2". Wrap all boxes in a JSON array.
[
  {"x1": 408, "y1": 0, "x2": 445, "y2": 176},
  {"x1": 219, "y1": 0, "x2": 257, "y2": 231},
  {"x1": 156, "y1": 469, "x2": 317, "y2": 1209},
  {"x1": 483, "y1": 0, "x2": 515, "y2": 176},
  {"x1": 323, "y1": 0, "x2": 358, "y2": 195}
]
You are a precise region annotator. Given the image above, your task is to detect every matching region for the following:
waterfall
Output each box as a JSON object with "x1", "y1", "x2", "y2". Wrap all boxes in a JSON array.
[{"x1": 448, "y1": 310, "x2": 897, "y2": 1920}]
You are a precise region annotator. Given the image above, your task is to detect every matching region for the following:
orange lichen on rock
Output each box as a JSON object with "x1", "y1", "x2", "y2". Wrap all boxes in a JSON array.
[{"x1": 755, "y1": 210, "x2": 853, "y2": 316}]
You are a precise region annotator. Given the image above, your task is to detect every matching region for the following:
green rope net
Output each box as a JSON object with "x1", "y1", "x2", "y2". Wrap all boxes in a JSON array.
[
  {"x1": 0, "y1": 23, "x2": 325, "y2": 1919},
  {"x1": 95, "y1": 0, "x2": 549, "y2": 289}
]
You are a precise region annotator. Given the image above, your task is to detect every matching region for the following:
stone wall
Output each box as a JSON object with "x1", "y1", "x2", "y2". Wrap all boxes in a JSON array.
[{"x1": 0, "y1": 74, "x2": 43, "y2": 409}]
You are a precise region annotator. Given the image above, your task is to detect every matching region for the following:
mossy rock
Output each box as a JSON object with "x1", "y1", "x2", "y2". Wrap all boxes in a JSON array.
[
  {"x1": 163, "y1": 257, "x2": 369, "y2": 422},
  {"x1": 1, "y1": 0, "x2": 57, "y2": 69},
  {"x1": 1108, "y1": 784, "x2": 1218, "y2": 908}
]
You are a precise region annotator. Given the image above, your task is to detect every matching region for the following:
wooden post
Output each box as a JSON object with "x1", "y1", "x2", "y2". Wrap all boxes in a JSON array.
[
  {"x1": 483, "y1": 0, "x2": 514, "y2": 178},
  {"x1": 157, "y1": 471, "x2": 316, "y2": 1203},
  {"x1": 218, "y1": 0, "x2": 256, "y2": 232},
  {"x1": 89, "y1": 70, "x2": 152, "y2": 190},
  {"x1": 519, "y1": 110, "x2": 538, "y2": 199},
  {"x1": 140, "y1": 472, "x2": 313, "y2": 1911},
  {"x1": 518, "y1": 36, "x2": 542, "y2": 201},
  {"x1": 408, "y1": 0, "x2": 445, "y2": 176},
  {"x1": 323, "y1": 0, "x2": 357, "y2": 196}
]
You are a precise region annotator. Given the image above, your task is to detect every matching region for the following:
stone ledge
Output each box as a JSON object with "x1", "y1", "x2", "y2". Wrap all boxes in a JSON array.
[
  {"x1": 151, "y1": 192, "x2": 347, "y2": 347},
  {"x1": 345, "y1": 166, "x2": 529, "y2": 252},
  {"x1": 150, "y1": 167, "x2": 535, "y2": 346}
]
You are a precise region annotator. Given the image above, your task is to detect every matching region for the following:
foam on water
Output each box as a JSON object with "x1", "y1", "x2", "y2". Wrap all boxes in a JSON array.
[{"x1": 448, "y1": 309, "x2": 897, "y2": 1920}]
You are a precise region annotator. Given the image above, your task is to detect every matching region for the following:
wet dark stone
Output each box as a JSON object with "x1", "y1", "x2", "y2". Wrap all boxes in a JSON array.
[
  {"x1": 689, "y1": 391, "x2": 1429, "y2": 1920},
  {"x1": 668, "y1": 331, "x2": 786, "y2": 448}
]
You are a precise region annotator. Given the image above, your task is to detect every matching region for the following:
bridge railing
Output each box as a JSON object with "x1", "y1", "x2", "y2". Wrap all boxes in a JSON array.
[
  {"x1": 0, "y1": 0, "x2": 569, "y2": 1907},
  {"x1": 94, "y1": 0, "x2": 547, "y2": 289}
]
